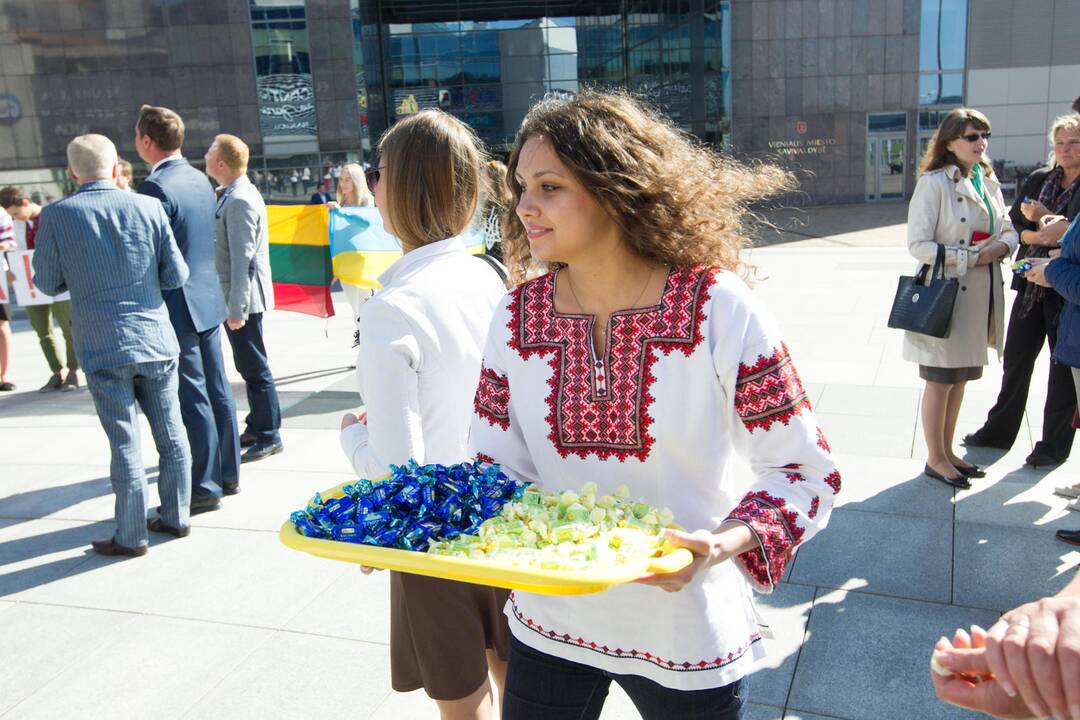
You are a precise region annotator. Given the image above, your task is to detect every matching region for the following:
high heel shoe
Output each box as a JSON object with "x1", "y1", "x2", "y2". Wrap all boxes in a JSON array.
[{"x1": 924, "y1": 464, "x2": 971, "y2": 490}]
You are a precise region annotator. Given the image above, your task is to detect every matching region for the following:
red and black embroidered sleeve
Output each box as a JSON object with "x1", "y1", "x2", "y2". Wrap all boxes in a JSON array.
[
  {"x1": 727, "y1": 490, "x2": 805, "y2": 589},
  {"x1": 474, "y1": 365, "x2": 511, "y2": 430},
  {"x1": 734, "y1": 343, "x2": 811, "y2": 433}
]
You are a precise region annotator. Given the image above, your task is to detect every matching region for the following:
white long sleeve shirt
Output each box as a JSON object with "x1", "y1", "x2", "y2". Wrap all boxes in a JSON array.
[
  {"x1": 340, "y1": 236, "x2": 507, "y2": 478},
  {"x1": 469, "y1": 266, "x2": 840, "y2": 690}
]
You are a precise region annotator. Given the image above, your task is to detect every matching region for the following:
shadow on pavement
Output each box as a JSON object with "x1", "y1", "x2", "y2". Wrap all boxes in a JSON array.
[
  {"x1": 0, "y1": 475, "x2": 117, "y2": 527},
  {"x1": 0, "y1": 521, "x2": 111, "y2": 597}
]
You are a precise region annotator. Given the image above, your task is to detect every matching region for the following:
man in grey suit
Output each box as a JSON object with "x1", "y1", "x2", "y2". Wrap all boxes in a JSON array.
[
  {"x1": 33, "y1": 134, "x2": 192, "y2": 557},
  {"x1": 205, "y1": 134, "x2": 283, "y2": 462}
]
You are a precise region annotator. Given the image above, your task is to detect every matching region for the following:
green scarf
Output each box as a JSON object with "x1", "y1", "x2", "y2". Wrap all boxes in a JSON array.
[{"x1": 970, "y1": 165, "x2": 995, "y2": 234}]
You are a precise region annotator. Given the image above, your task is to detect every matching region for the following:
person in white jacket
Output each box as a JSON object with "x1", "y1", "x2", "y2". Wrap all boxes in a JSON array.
[
  {"x1": 338, "y1": 110, "x2": 509, "y2": 720},
  {"x1": 903, "y1": 108, "x2": 1017, "y2": 489}
]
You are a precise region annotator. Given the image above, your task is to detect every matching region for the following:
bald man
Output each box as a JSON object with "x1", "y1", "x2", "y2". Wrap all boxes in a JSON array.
[{"x1": 33, "y1": 133, "x2": 193, "y2": 557}]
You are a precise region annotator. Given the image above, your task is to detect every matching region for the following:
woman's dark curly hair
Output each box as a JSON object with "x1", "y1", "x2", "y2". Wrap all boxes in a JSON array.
[{"x1": 502, "y1": 89, "x2": 795, "y2": 283}]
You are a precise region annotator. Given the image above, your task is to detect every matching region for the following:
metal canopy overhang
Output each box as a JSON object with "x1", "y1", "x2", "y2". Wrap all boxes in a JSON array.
[{"x1": 376, "y1": 0, "x2": 626, "y2": 23}]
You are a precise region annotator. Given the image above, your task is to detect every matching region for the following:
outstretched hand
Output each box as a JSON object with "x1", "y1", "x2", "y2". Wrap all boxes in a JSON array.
[{"x1": 931, "y1": 628, "x2": 1035, "y2": 719}]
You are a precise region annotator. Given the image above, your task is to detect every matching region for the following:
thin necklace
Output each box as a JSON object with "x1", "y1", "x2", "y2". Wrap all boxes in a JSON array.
[{"x1": 565, "y1": 263, "x2": 657, "y2": 316}]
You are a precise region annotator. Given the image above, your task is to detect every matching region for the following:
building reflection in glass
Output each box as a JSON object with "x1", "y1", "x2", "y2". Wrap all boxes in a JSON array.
[
  {"x1": 250, "y1": 1, "x2": 318, "y2": 143},
  {"x1": 355, "y1": 0, "x2": 730, "y2": 154}
]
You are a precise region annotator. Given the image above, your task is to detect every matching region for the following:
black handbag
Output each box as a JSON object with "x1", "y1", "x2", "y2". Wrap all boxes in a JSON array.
[{"x1": 887, "y1": 243, "x2": 959, "y2": 338}]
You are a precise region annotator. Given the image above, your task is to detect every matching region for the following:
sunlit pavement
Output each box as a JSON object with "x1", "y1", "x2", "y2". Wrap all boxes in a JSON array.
[{"x1": 2, "y1": 204, "x2": 1075, "y2": 719}]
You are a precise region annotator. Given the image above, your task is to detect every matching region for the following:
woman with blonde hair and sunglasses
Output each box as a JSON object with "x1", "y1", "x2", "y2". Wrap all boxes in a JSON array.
[
  {"x1": 338, "y1": 110, "x2": 510, "y2": 719},
  {"x1": 328, "y1": 162, "x2": 377, "y2": 340},
  {"x1": 904, "y1": 108, "x2": 1018, "y2": 489},
  {"x1": 468, "y1": 89, "x2": 840, "y2": 719}
]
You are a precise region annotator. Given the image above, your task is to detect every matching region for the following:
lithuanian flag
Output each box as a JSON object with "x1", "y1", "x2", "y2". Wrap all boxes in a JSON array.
[{"x1": 267, "y1": 205, "x2": 335, "y2": 318}]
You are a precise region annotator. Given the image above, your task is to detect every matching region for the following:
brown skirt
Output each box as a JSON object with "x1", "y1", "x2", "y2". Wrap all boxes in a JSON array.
[{"x1": 390, "y1": 571, "x2": 511, "y2": 701}]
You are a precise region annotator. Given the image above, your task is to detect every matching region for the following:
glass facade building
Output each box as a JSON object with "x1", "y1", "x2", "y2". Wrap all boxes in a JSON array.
[{"x1": 1, "y1": 0, "x2": 1077, "y2": 206}]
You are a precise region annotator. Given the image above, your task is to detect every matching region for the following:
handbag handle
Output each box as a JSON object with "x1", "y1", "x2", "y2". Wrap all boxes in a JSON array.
[{"x1": 914, "y1": 243, "x2": 947, "y2": 285}]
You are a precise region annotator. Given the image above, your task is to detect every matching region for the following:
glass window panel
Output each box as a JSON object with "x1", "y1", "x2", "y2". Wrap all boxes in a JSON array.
[
  {"x1": 250, "y1": 2, "x2": 317, "y2": 139},
  {"x1": 919, "y1": 0, "x2": 967, "y2": 72},
  {"x1": 919, "y1": 72, "x2": 964, "y2": 107},
  {"x1": 546, "y1": 53, "x2": 579, "y2": 82},
  {"x1": 868, "y1": 112, "x2": 907, "y2": 133},
  {"x1": 463, "y1": 59, "x2": 500, "y2": 83},
  {"x1": 461, "y1": 32, "x2": 499, "y2": 56}
]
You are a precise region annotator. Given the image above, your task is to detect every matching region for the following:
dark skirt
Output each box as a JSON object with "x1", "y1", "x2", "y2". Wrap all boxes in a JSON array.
[
  {"x1": 919, "y1": 364, "x2": 983, "y2": 383},
  {"x1": 390, "y1": 571, "x2": 511, "y2": 701}
]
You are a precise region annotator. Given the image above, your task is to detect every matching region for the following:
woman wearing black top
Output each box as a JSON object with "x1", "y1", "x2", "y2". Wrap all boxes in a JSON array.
[{"x1": 964, "y1": 113, "x2": 1080, "y2": 466}]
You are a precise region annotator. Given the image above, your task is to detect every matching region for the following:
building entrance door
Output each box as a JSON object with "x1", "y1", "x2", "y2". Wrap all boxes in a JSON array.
[{"x1": 866, "y1": 136, "x2": 906, "y2": 201}]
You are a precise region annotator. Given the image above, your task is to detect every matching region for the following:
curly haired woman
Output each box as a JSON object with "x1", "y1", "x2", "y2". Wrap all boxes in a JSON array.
[{"x1": 468, "y1": 89, "x2": 841, "y2": 719}]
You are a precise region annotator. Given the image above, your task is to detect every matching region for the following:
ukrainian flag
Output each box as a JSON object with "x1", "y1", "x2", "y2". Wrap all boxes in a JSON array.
[{"x1": 329, "y1": 207, "x2": 487, "y2": 289}]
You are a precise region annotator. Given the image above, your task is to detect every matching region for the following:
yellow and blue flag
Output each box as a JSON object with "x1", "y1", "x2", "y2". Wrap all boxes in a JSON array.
[{"x1": 329, "y1": 207, "x2": 487, "y2": 289}]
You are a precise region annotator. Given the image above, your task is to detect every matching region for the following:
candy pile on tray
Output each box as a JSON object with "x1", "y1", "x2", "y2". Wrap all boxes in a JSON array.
[
  {"x1": 426, "y1": 482, "x2": 678, "y2": 571},
  {"x1": 289, "y1": 460, "x2": 528, "y2": 551}
]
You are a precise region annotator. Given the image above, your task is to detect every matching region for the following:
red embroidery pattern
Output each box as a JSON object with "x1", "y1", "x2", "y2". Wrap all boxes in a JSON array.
[
  {"x1": 473, "y1": 366, "x2": 510, "y2": 430},
  {"x1": 475, "y1": 452, "x2": 496, "y2": 465},
  {"x1": 506, "y1": 267, "x2": 715, "y2": 462},
  {"x1": 824, "y1": 469, "x2": 842, "y2": 495},
  {"x1": 727, "y1": 490, "x2": 805, "y2": 588},
  {"x1": 509, "y1": 598, "x2": 761, "y2": 673},
  {"x1": 808, "y1": 496, "x2": 820, "y2": 519},
  {"x1": 816, "y1": 427, "x2": 831, "y2": 453},
  {"x1": 784, "y1": 472, "x2": 804, "y2": 484},
  {"x1": 735, "y1": 344, "x2": 811, "y2": 433}
]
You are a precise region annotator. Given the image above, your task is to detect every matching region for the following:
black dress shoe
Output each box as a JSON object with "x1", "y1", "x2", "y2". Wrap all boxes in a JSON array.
[
  {"x1": 1056, "y1": 528, "x2": 1080, "y2": 546},
  {"x1": 241, "y1": 441, "x2": 284, "y2": 463},
  {"x1": 158, "y1": 495, "x2": 221, "y2": 516},
  {"x1": 924, "y1": 464, "x2": 972, "y2": 490},
  {"x1": 91, "y1": 538, "x2": 148, "y2": 557},
  {"x1": 962, "y1": 433, "x2": 1010, "y2": 450},
  {"x1": 1025, "y1": 450, "x2": 1066, "y2": 468},
  {"x1": 222, "y1": 483, "x2": 241, "y2": 496},
  {"x1": 240, "y1": 431, "x2": 258, "y2": 448},
  {"x1": 954, "y1": 463, "x2": 986, "y2": 479},
  {"x1": 147, "y1": 517, "x2": 190, "y2": 538},
  {"x1": 190, "y1": 495, "x2": 222, "y2": 515}
]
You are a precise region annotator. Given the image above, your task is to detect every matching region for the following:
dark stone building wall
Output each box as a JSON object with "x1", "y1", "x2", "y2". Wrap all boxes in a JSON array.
[
  {"x1": 0, "y1": 0, "x2": 259, "y2": 171},
  {"x1": 729, "y1": 0, "x2": 923, "y2": 204},
  {"x1": 306, "y1": 0, "x2": 363, "y2": 154}
]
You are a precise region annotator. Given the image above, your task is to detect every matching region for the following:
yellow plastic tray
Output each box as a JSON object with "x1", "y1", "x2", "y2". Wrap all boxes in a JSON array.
[{"x1": 279, "y1": 480, "x2": 693, "y2": 595}]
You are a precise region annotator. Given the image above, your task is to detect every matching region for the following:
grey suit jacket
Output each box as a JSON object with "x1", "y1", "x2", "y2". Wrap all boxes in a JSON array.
[
  {"x1": 215, "y1": 175, "x2": 274, "y2": 319},
  {"x1": 32, "y1": 180, "x2": 188, "y2": 373}
]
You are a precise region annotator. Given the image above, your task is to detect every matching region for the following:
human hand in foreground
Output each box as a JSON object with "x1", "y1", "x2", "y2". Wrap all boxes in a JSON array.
[
  {"x1": 975, "y1": 240, "x2": 1010, "y2": 266},
  {"x1": 0, "y1": 240, "x2": 15, "y2": 252},
  {"x1": 226, "y1": 317, "x2": 246, "y2": 330},
  {"x1": 932, "y1": 627, "x2": 1037, "y2": 719},
  {"x1": 933, "y1": 594, "x2": 1080, "y2": 720},
  {"x1": 635, "y1": 522, "x2": 755, "y2": 592},
  {"x1": 1023, "y1": 258, "x2": 1052, "y2": 288},
  {"x1": 1021, "y1": 199, "x2": 1050, "y2": 222},
  {"x1": 1039, "y1": 214, "x2": 1067, "y2": 229}
]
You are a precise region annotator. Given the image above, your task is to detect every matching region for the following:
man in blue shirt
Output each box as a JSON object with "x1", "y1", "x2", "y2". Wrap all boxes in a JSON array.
[{"x1": 33, "y1": 134, "x2": 192, "y2": 557}]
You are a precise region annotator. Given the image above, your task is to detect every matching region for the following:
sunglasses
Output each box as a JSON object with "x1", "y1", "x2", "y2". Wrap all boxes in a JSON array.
[
  {"x1": 959, "y1": 131, "x2": 991, "y2": 142},
  {"x1": 365, "y1": 165, "x2": 383, "y2": 193}
]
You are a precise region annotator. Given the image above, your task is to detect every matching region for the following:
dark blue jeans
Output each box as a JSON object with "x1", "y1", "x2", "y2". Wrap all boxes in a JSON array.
[
  {"x1": 224, "y1": 312, "x2": 281, "y2": 444},
  {"x1": 502, "y1": 636, "x2": 746, "y2": 720}
]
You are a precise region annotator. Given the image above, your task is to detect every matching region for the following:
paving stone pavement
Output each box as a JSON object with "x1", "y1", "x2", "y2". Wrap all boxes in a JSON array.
[{"x1": 2, "y1": 204, "x2": 1078, "y2": 719}]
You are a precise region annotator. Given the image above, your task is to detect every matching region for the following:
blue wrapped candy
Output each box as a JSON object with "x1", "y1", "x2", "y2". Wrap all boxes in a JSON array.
[{"x1": 289, "y1": 459, "x2": 529, "y2": 552}]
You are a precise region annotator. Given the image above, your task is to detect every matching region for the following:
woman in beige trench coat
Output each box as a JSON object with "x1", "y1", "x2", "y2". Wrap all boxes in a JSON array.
[{"x1": 903, "y1": 108, "x2": 1018, "y2": 488}]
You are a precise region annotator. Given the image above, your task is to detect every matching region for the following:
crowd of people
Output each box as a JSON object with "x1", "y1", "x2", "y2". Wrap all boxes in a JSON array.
[
  {"x1": 5, "y1": 105, "x2": 286, "y2": 554},
  {"x1": 903, "y1": 100, "x2": 1080, "y2": 549},
  {"x1": 900, "y1": 101, "x2": 1080, "y2": 720},
  {"x1": 1, "y1": 89, "x2": 1077, "y2": 720}
]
